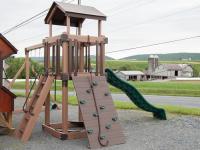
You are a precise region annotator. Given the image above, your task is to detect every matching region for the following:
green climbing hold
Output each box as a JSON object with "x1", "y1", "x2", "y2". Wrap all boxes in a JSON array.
[
  {"x1": 105, "y1": 124, "x2": 111, "y2": 129},
  {"x1": 100, "y1": 135, "x2": 106, "y2": 140},
  {"x1": 87, "y1": 129, "x2": 93, "y2": 134}
]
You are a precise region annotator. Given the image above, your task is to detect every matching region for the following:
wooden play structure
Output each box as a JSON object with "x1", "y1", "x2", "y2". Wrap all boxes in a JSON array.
[
  {"x1": 0, "y1": 33, "x2": 17, "y2": 134},
  {"x1": 15, "y1": 2, "x2": 125, "y2": 149},
  {"x1": 14, "y1": 1, "x2": 166, "y2": 149}
]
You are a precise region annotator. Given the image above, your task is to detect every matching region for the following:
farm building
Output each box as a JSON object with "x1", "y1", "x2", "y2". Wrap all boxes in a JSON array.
[
  {"x1": 116, "y1": 71, "x2": 145, "y2": 81},
  {"x1": 147, "y1": 55, "x2": 193, "y2": 79}
]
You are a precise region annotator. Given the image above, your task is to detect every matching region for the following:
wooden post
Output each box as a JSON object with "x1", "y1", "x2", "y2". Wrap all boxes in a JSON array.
[
  {"x1": 74, "y1": 40, "x2": 78, "y2": 76},
  {"x1": 98, "y1": 20, "x2": 102, "y2": 37},
  {"x1": 79, "y1": 45, "x2": 84, "y2": 72},
  {"x1": 88, "y1": 44, "x2": 91, "y2": 72},
  {"x1": 100, "y1": 43, "x2": 105, "y2": 76},
  {"x1": 95, "y1": 42, "x2": 99, "y2": 76},
  {"x1": 62, "y1": 40, "x2": 69, "y2": 133},
  {"x1": 0, "y1": 55, "x2": 3, "y2": 87},
  {"x1": 25, "y1": 49, "x2": 30, "y2": 98},
  {"x1": 56, "y1": 40, "x2": 60, "y2": 75},
  {"x1": 52, "y1": 45, "x2": 55, "y2": 72},
  {"x1": 49, "y1": 20, "x2": 52, "y2": 37},
  {"x1": 66, "y1": 16, "x2": 70, "y2": 34},
  {"x1": 45, "y1": 42, "x2": 51, "y2": 126}
]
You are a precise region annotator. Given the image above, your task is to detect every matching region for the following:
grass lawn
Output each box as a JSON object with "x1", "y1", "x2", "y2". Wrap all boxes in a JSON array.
[
  {"x1": 14, "y1": 92, "x2": 200, "y2": 116},
  {"x1": 12, "y1": 80, "x2": 200, "y2": 97}
]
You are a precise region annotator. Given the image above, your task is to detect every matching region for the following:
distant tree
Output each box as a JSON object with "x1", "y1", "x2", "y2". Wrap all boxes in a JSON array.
[{"x1": 5, "y1": 57, "x2": 44, "y2": 79}]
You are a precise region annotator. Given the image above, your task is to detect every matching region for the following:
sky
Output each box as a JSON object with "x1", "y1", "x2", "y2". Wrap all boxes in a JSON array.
[{"x1": 1, "y1": 0, "x2": 200, "y2": 59}]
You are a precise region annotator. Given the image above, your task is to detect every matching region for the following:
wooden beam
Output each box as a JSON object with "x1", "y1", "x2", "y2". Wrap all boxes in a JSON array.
[
  {"x1": 26, "y1": 43, "x2": 43, "y2": 51},
  {"x1": 8, "y1": 62, "x2": 25, "y2": 89}
]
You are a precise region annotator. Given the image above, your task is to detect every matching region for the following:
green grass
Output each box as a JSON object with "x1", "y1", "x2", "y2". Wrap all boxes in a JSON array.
[
  {"x1": 12, "y1": 80, "x2": 200, "y2": 97},
  {"x1": 14, "y1": 92, "x2": 200, "y2": 116}
]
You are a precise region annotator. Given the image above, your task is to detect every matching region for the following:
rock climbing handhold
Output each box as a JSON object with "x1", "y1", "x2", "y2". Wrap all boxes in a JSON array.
[
  {"x1": 104, "y1": 92, "x2": 110, "y2": 96},
  {"x1": 100, "y1": 135, "x2": 106, "y2": 140},
  {"x1": 92, "y1": 81, "x2": 98, "y2": 86},
  {"x1": 112, "y1": 117, "x2": 118, "y2": 122},
  {"x1": 93, "y1": 113, "x2": 99, "y2": 117},
  {"x1": 86, "y1": 89, "x2": 91, "y2": 93},
  {"x1": 87, "y1": 129, "x2": 93, "y2": 134},
  {"x1": 100, "y1": 106, "x2": 105, "y2": 110},
  {"x1": 105, "y1": 124, "x2": 111, "y2": 129},
  {"x1": 80, "y1": 100, "x2": 86, "y2": 104}
]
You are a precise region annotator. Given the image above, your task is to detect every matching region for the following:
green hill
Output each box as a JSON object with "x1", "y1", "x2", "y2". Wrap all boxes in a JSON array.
[{"x1": 121, "y1": 53, "x2": 200, "y2": 61}]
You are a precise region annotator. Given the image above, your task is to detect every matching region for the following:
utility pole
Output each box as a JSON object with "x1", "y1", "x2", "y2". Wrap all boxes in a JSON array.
[{"x1": 78, "y1": 0, "x2": 81, "y2": 5}]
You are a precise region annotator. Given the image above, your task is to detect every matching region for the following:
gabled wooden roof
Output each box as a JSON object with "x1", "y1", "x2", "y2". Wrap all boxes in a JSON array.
[
  {"x1": 45, "y1": 1, "x2": 106, "y2": 27},
  {"x1": 0, "y1": 34, "x2": 17, "y2": 59}
]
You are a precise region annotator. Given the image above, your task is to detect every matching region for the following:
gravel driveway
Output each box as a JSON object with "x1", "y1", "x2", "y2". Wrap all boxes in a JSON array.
[{"x1": 0, "y1": 98, "x2": 200, "y2": 150}]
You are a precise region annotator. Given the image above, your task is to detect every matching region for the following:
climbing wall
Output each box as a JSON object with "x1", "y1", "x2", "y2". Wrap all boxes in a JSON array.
[{"x1": 72, "y1": 74, "x2": 125, "y2": 149}]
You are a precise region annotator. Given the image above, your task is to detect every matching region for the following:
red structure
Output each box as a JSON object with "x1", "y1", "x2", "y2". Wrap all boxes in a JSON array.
[{"x1": 0, "y1": 33, "x2": 17, "y2": 130}]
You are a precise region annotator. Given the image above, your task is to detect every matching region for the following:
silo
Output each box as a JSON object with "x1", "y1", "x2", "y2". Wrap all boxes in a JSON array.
[{"x1": 148, "y1": 55, "x2": 159, "y2": 73}]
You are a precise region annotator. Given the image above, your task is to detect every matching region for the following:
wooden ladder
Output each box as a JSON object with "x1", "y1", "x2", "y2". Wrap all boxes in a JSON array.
[{"x1": 15, "y1": 75, "x2": 55, "y2": 142}]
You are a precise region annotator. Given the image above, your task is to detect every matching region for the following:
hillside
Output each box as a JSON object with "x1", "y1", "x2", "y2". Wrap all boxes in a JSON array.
[{"x1": 121, "y1": 53, "x2": 200, "y2": 61}]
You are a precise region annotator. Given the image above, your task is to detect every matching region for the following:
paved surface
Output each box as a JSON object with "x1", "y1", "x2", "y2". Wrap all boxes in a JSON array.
[
  {"x1": 0, "y1": 98, "x2": 200, "y2": 150},
  {"x1": 12, "y1": 89, "x2": 200, "y2": 108}
]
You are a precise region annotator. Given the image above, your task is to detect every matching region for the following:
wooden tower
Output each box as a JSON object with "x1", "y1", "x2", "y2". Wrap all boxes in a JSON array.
[{"x1": 15, "y1": 2, "x2": 125, "y2": 148}]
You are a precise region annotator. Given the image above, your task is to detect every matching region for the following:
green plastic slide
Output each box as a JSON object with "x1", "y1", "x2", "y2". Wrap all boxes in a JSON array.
[{"x1": 105, "y1": 68, "x2": 166, "y2": 120}]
